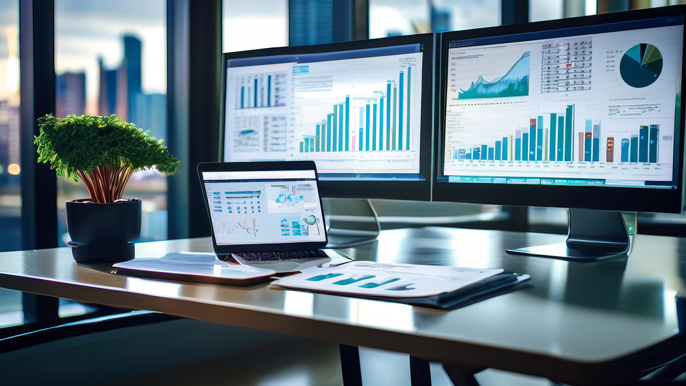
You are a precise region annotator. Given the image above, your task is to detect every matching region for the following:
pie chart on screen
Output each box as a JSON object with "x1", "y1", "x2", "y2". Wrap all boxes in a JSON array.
[{"x1": 620, "y1": 43, "x2": 663, "y2": 88}]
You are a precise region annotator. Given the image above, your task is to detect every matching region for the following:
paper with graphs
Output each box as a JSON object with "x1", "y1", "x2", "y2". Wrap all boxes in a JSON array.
[{"x1": 271, "y1": 261, "x2": 503, "y2": 298}]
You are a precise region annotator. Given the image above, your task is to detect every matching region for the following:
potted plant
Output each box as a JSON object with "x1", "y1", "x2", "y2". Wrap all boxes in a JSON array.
[{"x1": 35, "y1": 114, "x2": 180, "y2": 263}]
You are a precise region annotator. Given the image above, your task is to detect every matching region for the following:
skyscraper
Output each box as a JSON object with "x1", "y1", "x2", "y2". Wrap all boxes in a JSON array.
[
  {"x1": 97, "y1": 57, "x2": 118, "y2": 116},
  {"x1": 123, "y1": 35, "x2": 142, "y2": 125},
  {"x1": 289, "y1": 0, "x2": 333, "y2": 46},
  {"x1": 56, "y1": 72, "x2": 86, "y2": 117}
]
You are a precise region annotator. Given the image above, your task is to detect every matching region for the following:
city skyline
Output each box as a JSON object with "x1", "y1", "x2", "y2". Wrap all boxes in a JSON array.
[
  {"x1": 56, "y1": 34, "x2": 166, "y2": 141},
  {"x1": 55, "y1": 0, "x2": 166, "y2": 114}
]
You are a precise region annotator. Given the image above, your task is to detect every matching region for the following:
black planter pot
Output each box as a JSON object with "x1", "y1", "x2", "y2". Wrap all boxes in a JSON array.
[{"x1": 66, "y1": 198, "x2": 141, "y2": 263}]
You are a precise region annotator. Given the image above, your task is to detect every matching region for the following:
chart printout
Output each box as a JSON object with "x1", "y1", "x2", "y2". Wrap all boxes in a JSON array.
[
  {"x1": 443, "y1": 19, "x2": 683, "y2": 189},
  {"x1": 224, "y1": 45, "x2": 423, "y2": 179}
]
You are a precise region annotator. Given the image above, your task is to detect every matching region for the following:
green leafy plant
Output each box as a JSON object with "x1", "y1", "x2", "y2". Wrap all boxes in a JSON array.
[{"x1": 35, "y1": 114, "x2": 180, "y2": 203}]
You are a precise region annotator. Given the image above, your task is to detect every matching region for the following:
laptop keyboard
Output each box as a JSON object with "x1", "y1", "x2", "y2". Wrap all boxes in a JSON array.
[{"x1": 233, "y1": 250, "x2": 328, "y2": 262}]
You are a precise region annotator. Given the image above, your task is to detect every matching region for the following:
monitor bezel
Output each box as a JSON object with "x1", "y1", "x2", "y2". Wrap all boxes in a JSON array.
[
  {"x1": 197, "y1": 161, "x2": 328, "y2": 253},
  {"x1": 220, "y1": 34, "x2": 435, "y2": 201},
  {"x1": 433, "y1": 6, "x2": 686, "y2": 214}
]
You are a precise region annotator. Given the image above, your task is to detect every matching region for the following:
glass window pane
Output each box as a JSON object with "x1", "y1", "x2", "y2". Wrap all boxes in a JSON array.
[
  {"x1": 0, "y1": 288, "x2": 22, "y2": 328},
  {"x1": 223, "y1": 0, "x2": 288, "y2": 52},
  {"x1": 530, "y1": 0, "x2": 596, "y2": 22},
  {"x1": 55, "y1": 0, "x2": 168, "y2": 245},
  {"x1": 370, "y1": 0, "x2": 500, "y2": 39},
  {"x1": 0, "y1": 0, "x2": 20, "y2": 252}
]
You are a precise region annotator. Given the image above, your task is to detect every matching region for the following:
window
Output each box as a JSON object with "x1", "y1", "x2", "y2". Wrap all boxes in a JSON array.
[
  {"x1": 55, "y1": 0, "x2": 168, "y2": 245},
  {"x1": 0, "y1": 0, "x2": 20, "y2": 252},
  {"x1": 0, "y1": 0, "x2": 22, "y2": 328},
  {"x1": 530, "y1": 0, "x2": 596, "y2": 22},
  {"x1": 222, "y1": 0, "x2": 288, "y2": 52},
  {"x1": 369, "y1": 0, "x2": 500, "y2": 39}
]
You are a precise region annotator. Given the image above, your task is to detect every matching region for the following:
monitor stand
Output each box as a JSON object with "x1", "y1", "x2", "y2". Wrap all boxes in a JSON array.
[
  {"x1": 506, "y1": 208, "x2": 632, "y2": 261},
  {"x1": 323, "y1": 198, "x2": 381, "y2": 249}
]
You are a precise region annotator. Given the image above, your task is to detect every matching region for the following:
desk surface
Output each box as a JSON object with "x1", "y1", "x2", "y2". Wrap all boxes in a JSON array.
[{"x1": 1, "y1": 227, "x2": 685, "y2": 385}]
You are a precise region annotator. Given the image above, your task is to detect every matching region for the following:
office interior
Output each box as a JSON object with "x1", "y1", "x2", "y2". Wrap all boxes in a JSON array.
[{"x1": 2, "y1": 0, "x2": 686, "y2": 385}]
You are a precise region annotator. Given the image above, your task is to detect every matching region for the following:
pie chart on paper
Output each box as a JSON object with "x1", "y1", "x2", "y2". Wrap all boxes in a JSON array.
[{"x1": 620, "y1": 43, "x2": 663, "y2": 88}]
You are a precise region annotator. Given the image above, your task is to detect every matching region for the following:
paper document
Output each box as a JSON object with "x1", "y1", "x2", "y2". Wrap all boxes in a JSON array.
[
  {"x1": 271, "y1": 262, "x2": 504, "y2": 298},
  {"x1": 113, "y1": 253, "x2": 276, "y2": 279}
]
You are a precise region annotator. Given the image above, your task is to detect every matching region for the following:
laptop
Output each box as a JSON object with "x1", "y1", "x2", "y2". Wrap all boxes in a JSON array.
[{"x1": 198, "y1": 161, "x2": 333, "y2": 272}]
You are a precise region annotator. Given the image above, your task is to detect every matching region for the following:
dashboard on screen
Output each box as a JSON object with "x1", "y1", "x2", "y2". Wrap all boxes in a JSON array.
[
  {"x1": 439, "y1": 16, "x2": 684, "y2": 190},
  {"x1": 223, "y1": 45, "x2": 424, "y2": 181}
]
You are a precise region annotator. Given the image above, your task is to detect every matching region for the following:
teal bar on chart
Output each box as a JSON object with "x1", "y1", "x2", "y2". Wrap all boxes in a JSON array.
[
  {"x1": 406, "y1": 67, "x2": 411, "y2": 150},
  {"x1": 549, "y1": 114, "x2": 557, "y2": 161},
  {"x1": 386, "y1": 83, "x2": 391, "y2": 150},
  {"x1": 536, "y1": 116, "x2": 543, "y2": 161},
  {"x1": 345, "y1": 97, "x2": 350, "y2": 151},
  {"x1": 529, "y1": 119, "x2": 536, "y2": 161},
  {"x1": 316, "y1": 125, "x2": 320, "y2": 152},
  {"x1": 649, "y1": 125, "x2": 659, "y2": 163},
  {"x1": 372, "y1": 103, "x2": 377, "y2": 151},
  {"x1": 502, "y1": 137, "x2": 508, "y2": 160},
  {"x1": 564, "y1": 105, "x2": 574, "y2": 161},
  {"x1": 630, "y1": 135, "x2": 638, "y2": 162},
  {"x1": 321, "y1": 122, "x2": 326, "y2": 151},
  {"x1": 338, "y1": 104, "x2": 344, "y2": 152},
  {"x1": 399, "y1": 71, "x2": 404, "y2": 151},
  {"x1": 332, "y1": 107, "x2": 338, "y2": 152},
  {"x1": 366, "y1": 104, "x2": 370, "y2": 151},
  {"x1": 379, "y1": 98, "x2": 384, "y2": 151},
  {"x1": 327, "y1": 114, "x2": 333, "y2": 152},
  {"x1": 359, "y1": 128, "x2": 363, "y2": 151},
  {"x1": 639, "y1": 125, "x2": 649, "y2": 163},
  {"x1": 557, "y1": 115, "x2": 564, "y2": 161},
  {"x1": 584, "y1": 120, "x2": 592, "y2": 162}
]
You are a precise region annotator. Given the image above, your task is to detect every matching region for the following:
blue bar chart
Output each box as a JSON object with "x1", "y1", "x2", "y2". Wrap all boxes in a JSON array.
[
  {"x1": 298, "y1": 66, "x2": 417, "y2": 154},
  {"x1": 235, "y1": 72, "x2": 287, "y2": 109},
  {"x1": 452, "y1": 104, "x2": 577, "y2": 162},
  {"x1": 616, "y1": 124, "x2": 660, "y2": 164}
]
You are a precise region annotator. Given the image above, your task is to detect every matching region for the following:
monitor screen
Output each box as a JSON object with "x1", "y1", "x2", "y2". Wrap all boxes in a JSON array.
[
  {"x1": 201, "y1": 170, "x2": 326, "y2": 246},
  {"x1": 439, "y1": 15, "x2": 684, "y2": 191},
  {"x1": 223, "y1": 44, "x2": 424, "y2": 181}
]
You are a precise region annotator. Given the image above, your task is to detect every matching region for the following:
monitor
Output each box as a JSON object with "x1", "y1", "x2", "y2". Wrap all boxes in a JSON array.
[
  {"x1": 434, "y1": 6, "x2": 685, "y2": 260},
  {"x1": 220, "y1": 35, "x2": 434, "y2": 200}
]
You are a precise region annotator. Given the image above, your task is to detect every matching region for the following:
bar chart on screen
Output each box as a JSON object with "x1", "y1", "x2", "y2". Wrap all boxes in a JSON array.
[
  {"x1": 234, "y1": 72, "x2": 288, "y2": 109},
  {"x1": 289, "y1": 52, "x2": 423, "y2": 174},
  {"x1": 444, "y1": 100, "x2": 675, "y2": 182}
]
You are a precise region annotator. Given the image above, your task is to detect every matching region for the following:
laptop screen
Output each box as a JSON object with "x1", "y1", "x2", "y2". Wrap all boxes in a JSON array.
[{"x1": 201, "y1": 170, "x2": 326, "y2": 246}]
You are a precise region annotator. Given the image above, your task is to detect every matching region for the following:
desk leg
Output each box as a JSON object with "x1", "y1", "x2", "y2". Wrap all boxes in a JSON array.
[
  {"x1": 339, "y1": 345, "x2": 363, "y2": 386},
  {"x1": 22, "y1": 294, "x2": 59, "y2": 324},
  {"x1": 443, "y1": 364, "x2": 482, "y2": 386},
  {"x1": 410, "y1": 356, "x2": 432, "y2": 386}
]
